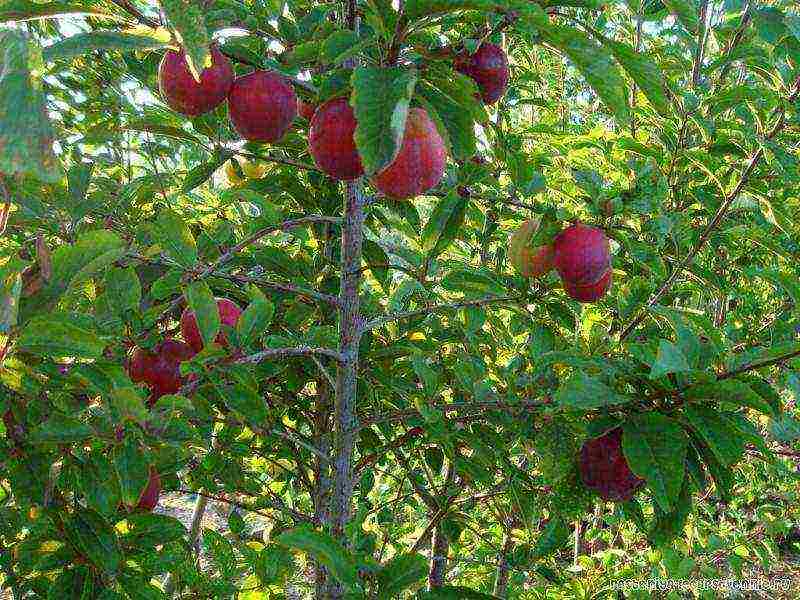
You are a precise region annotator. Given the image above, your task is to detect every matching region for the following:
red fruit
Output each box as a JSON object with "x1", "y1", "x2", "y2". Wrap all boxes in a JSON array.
[
  {"x1": 128, "y1": 339, "x2": 195, "y2": 405},
  {"x1": 454, "y1": 43, "x2": 509, "y2": 105},
  {"x1": 563, "y1": 269, "x2": 612, "y2": 303},
  {"x1": 553, "y1": 223, "x2": 611, "y2": 286},
  {"x1": 297, "y1": 98, "x2": 317, "y2": 121},
  {"x1": 309, "y1": 97, "x2": 364, "y2": 181},
  {"x1": 180, "y1": 297, "x2": 243, "y2": 353},
  {"x1": 158, "y1": 46, "x2": 234, "y2": 117},
  {"x1": 371, "y1": 108, "x2": 447, "y2": 200},
  {"x1": 136, "y1": 467, "x2": 161, "y2": 512},
  {"x1": 579, "y1": 428, "x2": 644, "y2": 502},
  {"x1": 228, "y1": 70, "x2": 297, "y2": 142}
]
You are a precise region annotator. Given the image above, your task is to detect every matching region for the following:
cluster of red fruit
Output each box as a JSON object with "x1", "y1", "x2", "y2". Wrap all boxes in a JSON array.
[
  {"x1": 123, "y1": 298, "x2": 242, "y2": 511},
  {"x1": 158, "y1": 42, "x2": 509, "y2": 200},
  {"x1": 510, "y1": 221, "x2": 612, "y2": 303}
]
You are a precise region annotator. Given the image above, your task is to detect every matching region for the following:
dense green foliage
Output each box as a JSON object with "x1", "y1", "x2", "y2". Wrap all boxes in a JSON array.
[{"x1": 0, "y1": 0, "x2": 799, "y2": 598}]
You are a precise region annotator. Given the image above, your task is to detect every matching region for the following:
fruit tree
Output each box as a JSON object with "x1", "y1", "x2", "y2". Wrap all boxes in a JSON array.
[{"x1": 0, "y1": 0, "x2": 799, "y2": 598}]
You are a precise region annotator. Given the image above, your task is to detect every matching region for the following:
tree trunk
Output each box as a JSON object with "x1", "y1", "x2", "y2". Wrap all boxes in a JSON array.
[
  {"x1": 327, "y1": 180, "x2": 365, "y2": 598},
  {"x1": 427, "y1": 464, "x2": 455, "y2": 588},
  {"x1": 493, "y1": 530, "x2": 514, "y2": 597}
]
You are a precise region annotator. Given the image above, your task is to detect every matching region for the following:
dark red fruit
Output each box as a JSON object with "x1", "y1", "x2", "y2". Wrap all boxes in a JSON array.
[
  {"x1": 309, "y1": 97, "x2": 364, "y2": 181},
  {"x1": 579, "y1": 428, "x2": 644, "y2": 502},
  {"x1": 297, "y1": 98, "x2": 317, "y2": 121},
  {"x1": 553, "y1": 223, "x2": 611, "y2": 285},
  {"x1": 158, "y1": 46, "x2": 234, "y2": 116},
  {"x1": 563, "y1": 269, "x2": 612, "y2": 303},
  {"x1": 180, "y1": 297, "x2": 243, "y2": 353},
  {"x1": 454, "y1": 43, "x2": 509, "y2": 105},
  {"x1": 128, "y1": 339, "x2": 195, "y2": 405},
  {"x1": 228, "y1": 70, "x2": 297, "y2": 142},
  {"x1": 136, "y1": 467, "x2": 161, "y2": 512},
  {"x1": 371, "y1": 108, "x2": 447, "y2": 200}
]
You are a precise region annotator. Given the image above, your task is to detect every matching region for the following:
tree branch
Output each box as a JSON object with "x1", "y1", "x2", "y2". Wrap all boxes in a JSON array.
[
  {"x1": 717, "y1": 347, "x2": 800, "y2": 381},
  {"x1": 363, "y1": 295, "x2": 521, "y2": 332},
  {"x1": 234, "y1": 346, "x2": 345, "y2": 364},
  {"x1": 619, "y1": 76, "x2": 800, "y2": 341}
]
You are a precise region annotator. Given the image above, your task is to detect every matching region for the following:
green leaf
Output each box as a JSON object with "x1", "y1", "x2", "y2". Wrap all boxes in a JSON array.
[
  {"x1": 541, "y1": 23, "x2": 630, "y2": 123},
  {"x1": 649, "y1": 339, "x2": 690, "y2": 379},
  {"x1": 648, "y1": 477, "x2": 692, "y2": 547},
  {"x1": 622, "y1": 413, "x2": 688, "y2": 513},
  {"x1": 0, "y1": 1, "x2": 119, "y2": 22},
  {"x1": 64, "y1": 508, "x2": 123, "y2": 574},
  {"x1": 29, "y1": 413, "x2": 93, "y2": 443},
  {"x1": 153, "y1": 210, "x2": 198, "y2": 267},
  {"x1": 422, "y1": 192, "x2": 467, "y2": 260},
  {"x1": 352, "y1": 66, "x2": 417, "y2": 176},
  {"x1": 320, "y1": 30, "x2": 362, "y2": 65},
  {"x1": 440, "y1": 267, "x2": 505, "y2": 297},
  {"x1": 769, "y1": 414, "x2": 800, "y2": 442},
  {"x1": 276, "y1": 526, "x2": 359, "y2": 590},
  {"x1": 554, "y1": 372, "x2": 629, "y2": 410},
  {"x1": 682, "y1": 404, "x2": 745, "y2": 467},
  {"x1": 123, "y1": 513, "x2": 187, "y2": 549},
  {"x1": 0, "y1": 30, "x2": 60, "y2": 181},
  {"x1": 404, "y1": 0, "x2": 507, "y2": 20},
  {"x1": 104, "y1": 266, "x2": 141, "y2": 315},
  {"x1": 663, "y1": 0, "x2": 699, "y2": 34},
  {"x1": 376, "y1": 552, "x2": 427, "y2": 599},
  {"x1": 112, "y1": 438, "x2": 151, "y2": 507},
  {"x1": 159, "y1": 0, "x2": 210, "y2": 80},
  {"x1": 19, "y1": 313, "x2": 105, "y2": 358},
  {"x1": 43, "y1": 31, "x2": 169, "y2": 61},
  {"x1": 182, "y1": 150, "x2": 232, "y2": 193},
  {"x1": 418, "y1": 587, "x2": 502, "y2": 600},
  {"x1": 688, "y1": 380, "x2": 775, "y2": 417},
  {"x1": 236, "y1": 287, "x2": 274, "y2": 347},
  {"x1": 0, "y1": 265, "x2": 21, "y2": 334},
  {"x1": 217, "y1": 381, "x2": 269, "y2": 426},
  {"x1": 185, "y1": 280, "x2": 219, "y2": 347},
  {"x1": 599, "y1": 36, "x2": 671, "y2": 116},
  {"x1": 362, "y1": 238, "x2": 391, "y2": 293},
  {"x1": 531, "y1": 517, "x2": 570, "y2": 559}
]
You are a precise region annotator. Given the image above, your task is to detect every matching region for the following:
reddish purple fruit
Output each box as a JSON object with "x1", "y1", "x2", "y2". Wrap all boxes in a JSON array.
[
  {"x1": 371, "y1": 108, "x2": 447, "y2": 200},
  {"x1": 297, "y1": 98, "x2": 317, "y2": 121},
  {"x1": 158, "y1": 46, "x2": 234, "y2": 117},
  {"x1": 136, "y1": 467, "x2": 161, "y2": 512},
  {"x1": 579, "y1": 428, "x2": 644, "y2": 502},
  {"x1": 309, "y1": 97, "x2": 364, "y2": 181},
  {"x1": 180, "y1": 297, "x2": 243, "y2": 354},
  {"x1": 128, "y1": 339, "x2": 195, "y2": 405},
  {"x1": 563, "y1": 269, "x2": 613, "y2": 303},
  {"x1": 229, "y1": 70, "x2": 297, "y2": 142},
  {"x1": 454, "y1": 43, "x2": 509, "y2": 105},
  {"x1": 553, "y1": 222, "x2": 612, "y2": 302}
]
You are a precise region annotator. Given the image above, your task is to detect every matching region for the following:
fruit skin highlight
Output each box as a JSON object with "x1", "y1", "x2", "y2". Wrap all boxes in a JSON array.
[
  {"x1": 454, "y1": 43, "x2": 510, "y2": 105},
  {"x1": 579, "y1": 428, "x2": 644, "y2": 502},
  {"x1": 228, "y1": 71, "x2": 297, "y2": 143},
  {"x1": 180, "y1": 297, "x2": 243, "y2": 354},
  {"x1": 158, "y1": 46, "x2": 234, "y2": 117},
  {"x1": 128, "y1": 339, "x2": 195, "y2": 405},
  {"x1": 370, "y1": 108, "x2": 447, "y2": 200},
  {"x1": 309, "y1": 97, "x2": 364, "y2": 181}
]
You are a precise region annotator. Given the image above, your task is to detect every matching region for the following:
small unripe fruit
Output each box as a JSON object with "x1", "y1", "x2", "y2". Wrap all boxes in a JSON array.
[
  {"x1": 309, "y1": 97, "x2": 364, "y2": 181},
  {"x1": 553, "y1": 223, "x2": 611, "y2": 286},
  {"x1": 136, "y1": 467, "x2": 161, "y2": 512},
  {"x1": 563, "y1": 269, "x2": 612, "y2": 303},
  {"x1": 158, "y1": 46, "x2": 234, "y2": 116},
  {"x1": 225, "y1": 159, "x2": 268, "y2": 185},
  {"x1": 297, "y1": 98, "x2": 317, "y2": 121},
  {"x1": 128, "y1": 339, "x2": 195, "y2": 405},
  {"x1": 180, "y1": 297, "x2": 243, "y2": 353},
  {"x1": 508, "y1": 218, "x2": 555, "y2": 278},
  {"x1": 229, "y1": 71, "x2": 297, "y2": 143},
  {"x1": 579, "y1": 428, "x2": 644, "y2": 502},
  {"x1": 371, "y1": 108, "x2": 447, "y2": 200},
  {"x1": 454, "y1": 43, "x2": 509, "y2": 105}
]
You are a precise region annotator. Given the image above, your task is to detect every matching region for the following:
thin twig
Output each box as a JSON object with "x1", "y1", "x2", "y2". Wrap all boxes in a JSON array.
[
  {"x1": 363, "y1": 295, "x2": 521, "y2": 332},
  {"x1": 717, "y1": 348, "x2": 800, "y2": 381},
  {"x1": 234, "y1": 345, "x2": 345, "y2": 364}
]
